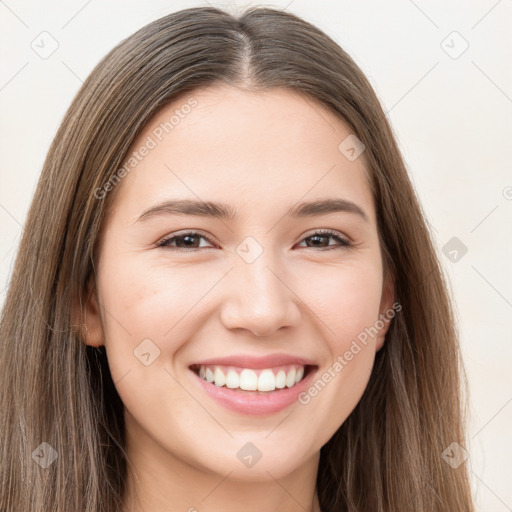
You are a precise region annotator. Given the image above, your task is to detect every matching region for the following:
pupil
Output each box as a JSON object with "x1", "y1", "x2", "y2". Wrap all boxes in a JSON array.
[
  {"x1": 180, "y1": 235, "x2": 197, "y2": 247},
  {"x1": 309, "y1": 235, "x2": 327, "y2": 247}
]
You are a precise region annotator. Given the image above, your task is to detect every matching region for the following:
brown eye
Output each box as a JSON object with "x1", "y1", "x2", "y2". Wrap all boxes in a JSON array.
[
  {"x1": 157, "y1": 232, "x2": 214, "y2": 250},
  {"x1": 298, "y1": 230, "x2": 350, "y2": 250},
  {"x1": 156, "y1": 229, "x2": 350, "y2": 252}
]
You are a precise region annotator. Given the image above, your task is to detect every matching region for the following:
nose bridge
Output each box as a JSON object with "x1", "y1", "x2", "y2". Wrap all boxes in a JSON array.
[{"x1": 220, "y1": 242, "x2": 300, "y2": 336}]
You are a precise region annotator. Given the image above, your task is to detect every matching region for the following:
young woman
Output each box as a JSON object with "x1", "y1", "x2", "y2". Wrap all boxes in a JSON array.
[{"x1": 0, "y1": 6, "x2": 475, "y2": 512}]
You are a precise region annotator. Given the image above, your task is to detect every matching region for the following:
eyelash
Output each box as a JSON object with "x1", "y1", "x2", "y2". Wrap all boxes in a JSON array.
[{"x1": 156, "y1": 229, "x2": 351, "y2": 252}]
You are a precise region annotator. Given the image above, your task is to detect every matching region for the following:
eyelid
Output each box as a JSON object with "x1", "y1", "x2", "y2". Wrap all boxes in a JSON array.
[
  {"x1": 301, "y1": 228, "x2": 349, "y2": 242},
  {"x1": 155, "y1": 229, "x2": 217, "y2": 249},
  {"x1": 297, "y1": 228, "x2": 351, "y2": 249},
  {"x1": 156, "y1": 228, "x2": 351, "y2": 250}
]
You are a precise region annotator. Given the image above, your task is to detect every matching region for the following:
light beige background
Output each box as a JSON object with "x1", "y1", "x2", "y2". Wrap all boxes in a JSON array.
[{"x1": 1, "y1": 1, "x2": 511, "y2": 510}]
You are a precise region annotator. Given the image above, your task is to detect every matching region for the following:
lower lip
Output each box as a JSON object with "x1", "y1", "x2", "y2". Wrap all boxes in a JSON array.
[{"x1": 191, "y1": 367, "x2": 317, "y2": 416}]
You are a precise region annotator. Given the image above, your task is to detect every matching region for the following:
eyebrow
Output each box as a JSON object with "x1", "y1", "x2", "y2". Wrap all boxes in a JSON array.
[{"x1": 135, "y1": 197, "x2": 369, "y2": 223}]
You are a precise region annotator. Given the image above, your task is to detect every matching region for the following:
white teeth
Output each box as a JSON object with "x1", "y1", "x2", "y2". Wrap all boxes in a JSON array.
[
  {"x1": 239, "y1": 369, "x2": 258, "y2": 390},
  {"x1": 225, "y1": 369, "x2": 240, "y2": 389},
  {"x1": 275, "y1": 370, "x2": 286, "y2": 389},
  {"x1": 205, "y1": 367, "x2": 214, "y2": 383},
  {"x1": 196, "y1": 364, "x2": 307, "y2": 391},
  {"x1": 258, "y1": 369, "x2": 276, "y2": 392},
  {"x1": 214, "y1": 367, "x2": 226, "y2": 387},
  {"x1": 285, "y1": 368, "x2": 296, "y2": 388}
]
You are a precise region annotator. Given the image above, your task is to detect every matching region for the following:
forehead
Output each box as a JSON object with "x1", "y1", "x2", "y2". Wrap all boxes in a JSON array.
[{"x1": 109, "y1": 84, "x2": 375, "y2": 225}]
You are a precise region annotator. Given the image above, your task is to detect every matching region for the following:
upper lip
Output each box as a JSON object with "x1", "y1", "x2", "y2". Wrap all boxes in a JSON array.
[{"x1": 190, "y1": 353, "x2": 317, "y2": 369}]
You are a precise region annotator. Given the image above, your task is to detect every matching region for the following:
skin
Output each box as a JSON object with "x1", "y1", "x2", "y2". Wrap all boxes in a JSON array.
[{"x1": 83, "y1": 83, "x2": 395, "y2": 512}]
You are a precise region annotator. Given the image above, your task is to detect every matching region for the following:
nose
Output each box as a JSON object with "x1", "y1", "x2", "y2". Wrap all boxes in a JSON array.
[{"x1": 219, "y1": 255, "x2": 301, "y2": 337}]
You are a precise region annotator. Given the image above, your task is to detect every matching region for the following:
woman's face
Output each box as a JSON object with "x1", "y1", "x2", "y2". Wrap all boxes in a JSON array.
[{"x1": 85, "y1": 84, "x2": 394, "y2": 482}]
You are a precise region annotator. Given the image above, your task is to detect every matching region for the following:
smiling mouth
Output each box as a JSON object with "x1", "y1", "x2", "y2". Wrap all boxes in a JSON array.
[{"x1": 189, "y1": 364, "x2": 317, "y2": 393}]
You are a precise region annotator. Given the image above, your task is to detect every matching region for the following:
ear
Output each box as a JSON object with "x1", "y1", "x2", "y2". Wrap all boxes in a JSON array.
[
  {"x1": 375, "y1": 272, "x2": 395, "y2": 352},
  {"x1": 73, "y1": 278, "x2": 105, "y2": 347}
]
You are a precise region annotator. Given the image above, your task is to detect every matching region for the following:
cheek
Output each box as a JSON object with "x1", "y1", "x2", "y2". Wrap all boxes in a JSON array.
[
  {"x1": 96, "y1": 255, "x2": 218, "y2": 433},
  {"x1": 95, "y1": 252, "x2": 208, "y2": 382},
  {"x1": 99, "y1": 247, "x2": 383, "y2": 373},
  {"x1": 294, "y1": 262, "x2": 383, "y2": 420},
  {"x1": 299, "y1": 260, "x2": 383, "y2": 349}
]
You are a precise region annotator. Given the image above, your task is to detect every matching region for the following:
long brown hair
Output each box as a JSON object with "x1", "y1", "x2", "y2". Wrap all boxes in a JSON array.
[{"x1": 0, "y1": 6, "x2": 475, "y2": 511}]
